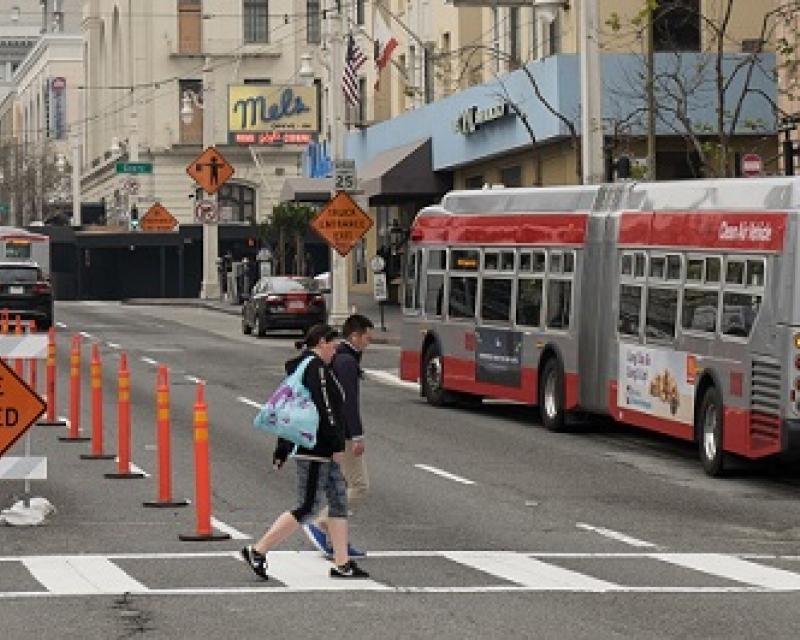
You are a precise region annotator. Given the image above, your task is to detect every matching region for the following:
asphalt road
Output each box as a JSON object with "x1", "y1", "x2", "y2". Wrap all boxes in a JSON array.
[{"x1": 1, "y1": 301, "x2": 800, "y2": 639}]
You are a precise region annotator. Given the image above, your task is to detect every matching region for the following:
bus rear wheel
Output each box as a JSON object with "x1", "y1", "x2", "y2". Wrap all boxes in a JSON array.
[
  {"x1": 422, "y1": 345, "x2": 448, "y2": 407},
  {"x1": 539, "y1": 358, "x2": 566, "y2": 432},
  {"x1": 698, "y1": 386, "x2": 725, "y2": 476}
]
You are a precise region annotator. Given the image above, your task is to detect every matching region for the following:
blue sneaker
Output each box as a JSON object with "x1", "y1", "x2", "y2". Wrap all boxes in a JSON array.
[
  {"x1": 347, "y1": 543, "x2": 366, "y2": 558},
  {"x1": 302, "y1": 523, "x2": 331, "y2": 555}
]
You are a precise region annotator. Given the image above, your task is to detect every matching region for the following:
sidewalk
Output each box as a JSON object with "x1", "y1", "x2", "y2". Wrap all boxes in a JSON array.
[{"x1": 122, "y1": 293, "x2": 403, "y2": 345}]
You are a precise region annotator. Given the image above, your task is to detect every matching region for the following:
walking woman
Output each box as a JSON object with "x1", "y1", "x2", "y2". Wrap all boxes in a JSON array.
[{"x1": 241, "y1": 324, "x2": 369, "y2": 579}]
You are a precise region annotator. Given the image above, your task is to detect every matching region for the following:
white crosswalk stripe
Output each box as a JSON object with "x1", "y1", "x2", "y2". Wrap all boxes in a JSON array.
[{"x1": 1, "y1": 551, "x2": 800, "y2": 597}]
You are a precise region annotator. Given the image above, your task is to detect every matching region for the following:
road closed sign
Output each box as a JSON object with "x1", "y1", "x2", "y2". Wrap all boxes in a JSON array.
[
  {"x1": 0, "y1": 359, "x2": 46, "y2": 457},
  {"x1": 310, "y1": 191, "x2": 373, "y2": 257}
]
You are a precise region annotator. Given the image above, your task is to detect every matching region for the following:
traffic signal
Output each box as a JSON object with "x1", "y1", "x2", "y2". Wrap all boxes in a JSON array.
[
  {"x1": 784, "y1": 139, "x2": 796, "y2": 176},
  {"x1": 130, "y1": 205, "x2": 139, "y2": 230}
]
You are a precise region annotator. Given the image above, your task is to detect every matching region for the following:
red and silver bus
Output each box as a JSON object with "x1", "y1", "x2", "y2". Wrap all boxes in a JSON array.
[{"x1": 399, "y1": 177, "x2": 800, "y2": 475}]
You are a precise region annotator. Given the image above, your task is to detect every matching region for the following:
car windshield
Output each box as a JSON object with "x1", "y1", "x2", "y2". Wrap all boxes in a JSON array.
[
  {"x1": 0, "y1": 267, "x2": 39, "y2": 284},
  {"x1": 268, "y1": 278, "x2": 318, "y2": 294}
]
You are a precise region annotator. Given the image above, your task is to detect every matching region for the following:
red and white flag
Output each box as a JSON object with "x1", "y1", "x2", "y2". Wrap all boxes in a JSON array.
[{"x1": 373, "y1": 6, "x2": 398, "y2": 90}]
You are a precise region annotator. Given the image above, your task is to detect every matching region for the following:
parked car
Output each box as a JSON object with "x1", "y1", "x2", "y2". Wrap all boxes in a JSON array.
[
  {"x1": 242, "y1": 276, "x2": 326, "y2": 337},
  {"x1": 0, "y1": 262, "x2": 53, "y2": 331}
]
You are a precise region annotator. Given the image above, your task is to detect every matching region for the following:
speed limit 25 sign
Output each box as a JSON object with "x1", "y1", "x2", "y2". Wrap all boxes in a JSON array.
[{"x1": 334, "y1": 159, "x2": 357, "y2": 192}]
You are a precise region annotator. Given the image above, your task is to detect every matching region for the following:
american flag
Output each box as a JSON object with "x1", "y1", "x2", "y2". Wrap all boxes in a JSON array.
[{"x1": 343, "y1": 33, "x2": 367, "y2": 107}]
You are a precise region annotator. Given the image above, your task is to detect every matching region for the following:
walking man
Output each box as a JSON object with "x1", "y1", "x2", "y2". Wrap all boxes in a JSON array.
[{"x1": 303, "y1": 314, "x2": 373, "y2": 558}]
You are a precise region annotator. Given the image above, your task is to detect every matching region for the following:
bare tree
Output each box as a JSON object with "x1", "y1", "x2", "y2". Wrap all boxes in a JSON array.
[{"x1": 0, "y1": 139, "x2": 65, "y2": 226}]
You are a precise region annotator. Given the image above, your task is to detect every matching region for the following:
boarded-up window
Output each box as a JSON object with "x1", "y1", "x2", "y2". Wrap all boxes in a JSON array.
[
  {"x1": 179, "y1": 79, "x2": 203, "y2": 144},
  {"x1": 179, "y1": 0, "x2": 202, "y2": 54}
]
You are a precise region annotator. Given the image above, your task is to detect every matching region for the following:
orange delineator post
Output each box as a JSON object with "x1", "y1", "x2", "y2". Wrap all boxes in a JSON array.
[
  {"x1": 59, "y1": 335, "x2": 89, "y2": 442},
  {"x1": 105, "y1": 352, "x2": 145, "y2": 479},
  {"x1": 39, "y1": 327, "x2": 66, "y2": 426},
  {"x1": 13, "y1": 316, "x2": 23, "y2": 378},
  {"x1": 26, "y1": 321, "x2": 37, "y2": 394},
  {"x1": 179, "y1": 382, "x2": 229, "y2": 541},
  {"x1": 144, "y1": 366, "x2": 188, "y2": 508},
  {"x1": 80, "y1": 344, "x2": 115, "y2": 461}
]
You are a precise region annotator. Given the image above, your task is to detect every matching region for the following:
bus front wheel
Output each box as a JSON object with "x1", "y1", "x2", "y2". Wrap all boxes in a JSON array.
[
  {"x1": 422, "y1": 345, "x2": 448, "y2": 407},
  {"x1": 539, "y1": 358, "x2": 566, "y2": 432},
  {"x1": 698, "y1": 386, "x2": 725, "y2": 476}
]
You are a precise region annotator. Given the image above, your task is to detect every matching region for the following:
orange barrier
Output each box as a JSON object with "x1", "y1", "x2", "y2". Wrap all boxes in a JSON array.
[
  {"x1": 59, "y1": 335, "x2": 89, "y2": 442},
  {"x1": 179, "y1": 382, "x2": 229, "y2": 541},
  {"x1": 27, "y1": 321, "x2": 37, "y2": 393},
  {"x1": 80, "y1": 344, "x2": 115, "y2": 461},
  {"x1": 38, "y1": 327, "x2": 66, "y2": 426},
  {"x1": 144, "y1": 366, "x2": 188, "y2": 508},
  {"x1": 105, "y1": 352, "x2": 145, "y2": 479},
  {"x1": 13, "y1": 316, "x2": 23, "y2": 378}
]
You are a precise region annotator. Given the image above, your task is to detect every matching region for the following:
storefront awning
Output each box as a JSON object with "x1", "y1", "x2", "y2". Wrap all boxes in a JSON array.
[
  {"x1": 279, "y1": 177, "x2": 334, "y2": 203},
  {"x1": 360, "y1": 138, "x2": 451, "y2": 204}
]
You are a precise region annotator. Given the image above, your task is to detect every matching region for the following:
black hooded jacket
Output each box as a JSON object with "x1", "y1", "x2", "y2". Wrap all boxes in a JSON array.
[{"x1": 273, "y1": 351, "x2": 346, "y2": 463}]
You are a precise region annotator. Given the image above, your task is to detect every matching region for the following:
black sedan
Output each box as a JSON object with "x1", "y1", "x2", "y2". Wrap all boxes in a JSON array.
[
  {"x1": 0, "y1": 262, "x2": 53, "y2": 331},
  {"x1": 242, "y1": 276, "x2": 326, "y2": 337}
]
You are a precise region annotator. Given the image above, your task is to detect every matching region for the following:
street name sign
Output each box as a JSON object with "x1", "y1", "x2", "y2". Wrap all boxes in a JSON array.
[
  {"x1": 140, "y1": 203, "x2": 179, "y2": 232},
  {"x1": 116, "y1": 162, "x2": 153, "y2": 174},
  {"x1": 186, "y1": 146, "x2": 235, "y2": 195},
  {"x1": 310, "y1": 191, "x2": 373, "y2": 257},
  {"x1": 0, "y1": 358, "x2": 47, "y2": 458}
]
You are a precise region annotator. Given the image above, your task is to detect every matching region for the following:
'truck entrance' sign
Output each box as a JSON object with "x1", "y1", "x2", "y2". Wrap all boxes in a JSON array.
[
  {"x1": 310, "y1": 191, "x2": 373, "y2": 257},
  {"x1": 0, "y1": 359, "x2": 46, "y2": 457}
]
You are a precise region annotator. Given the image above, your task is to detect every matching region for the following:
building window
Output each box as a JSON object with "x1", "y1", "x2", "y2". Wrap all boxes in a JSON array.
[
  {"x1": 178, "y1": 0, "x2": 202, "y2": 54},
  {"x1": 307, "y1": 0, "x2": 321, "y2": 44},
  {"x1": 244, "y1": 78, "x2": 271, "y2": 85},
  {"x1": 179, "y1": 79, "x2": 203, "y2": 144},
  {"x1": 500, "y1": 165, "x2": 522, "y2": 187},
  {"x1": 508, "y1": 7, "x2": 520, "y2": 68},
  {"x1": 244, "y1": 0, "x2": 269, "y2": 44},
  {"x1": 356, "y1": 0, "x2": 365, "y2": 26},
  {"x1": 352, "y1": 239, "x2": 367, "y2": 284},
  {"x1": 465, "y1": 175, "x2": 484, "y2": 189},
  {"x1": 357, "y1": 77, "x2": 367, "y2": 123},
  {"x1": 441, "y1": 32, "x2": 452, "y2": 95},
  {"x1": 547, "y1": 14, "x2": 561, "y2": 56},
  {"x1": 654, "y1": 0, "x2": 700, "y2": 52}
]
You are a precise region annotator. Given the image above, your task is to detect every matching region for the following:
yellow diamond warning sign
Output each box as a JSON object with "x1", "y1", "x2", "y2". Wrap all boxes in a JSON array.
[
  {"x1": 310, "y1": 191, "x2": 373, "y2": 257},
  {"x1": 0, "y1": 359, "x2": 46, "y2": 457}
]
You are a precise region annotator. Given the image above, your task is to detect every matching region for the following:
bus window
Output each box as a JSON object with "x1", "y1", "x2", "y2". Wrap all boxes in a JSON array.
[
  {"x1": 666, "y1": 255, "x2": 682, "y2": 280},
  {"x1": 634, "y1": 253, "x2": 647, "y2": 278},
  {"x1": 404, "y1": 251, "x2": 418, "y2": 309},
  {"x1": 6, "y1": 242, "x2": 31, "y2": 259},
  {"x1": 517, "y1": 278, "x2": 543, "y2": 327},
  {"x1": 705, "y1": 257, "x2": 721, "y2": 283},
  {"x1": 726, "y1": 260, "x2": 745, "y2": 286},
  {"x1": 501, "y1": 250, "x2": 515, "y2": 271},
  {"x1": 425, "y1": 274, "x2": 444, "y2": 317},
  {"x1": 452, "y1": 249, "x2": 479, "y2": 271},
  {"x1": 746, "y1": 259, "x2": 765, "y2": 287},
  {"x1": 484, "y1": 250, "x2": 500, "y2": 271},
  {"x1": 546, "y1": 280, "x2": 572, "y2": 329},
  {"x1": 428, "y1": 249, "x2": 447, "y2": 270},
  {"x1": 533, "y1": 251, "x2": 546, "y2": 273},
  {"x1": 722, "y1": 293, "x2": 762, "y2": 338},
  {"x1": 682, "y1": 289, "x2": 718, "y2": 333},
  {"x1": 620, "y1": 253, "x2": 633, "y2": 276},
  {"x1": 520, "y1": 251, "x2": 533, "y2": 273},
  {"x1": 645, "y1": 287, "x2": 678, "y2": 340},
  {"x1": 481, "y1": 277, "x2": 512, "y2": 323},
  {"x1": 449, "y1": 275, "x2": 478, "y2": 319},
  {"x1": 686, "y1": 258, "x2": 703, "y2": 282},
  {"x1": 563, "y1": 251, "x2": 575, "y2": 274},
  {"x1": 650, "y1": 256, "x2": 665, "y2": 279},
  {"x1": 550, "y1": 252, "x2": 563, "y2": 274},
  {"x1": 618, "y1": 285, "x2": 642, "y2": 336}
]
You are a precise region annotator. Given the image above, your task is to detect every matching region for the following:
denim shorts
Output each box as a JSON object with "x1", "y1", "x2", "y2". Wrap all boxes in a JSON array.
[{"x1": 290, "y1": 459, "x2": 348, "y2": 523}]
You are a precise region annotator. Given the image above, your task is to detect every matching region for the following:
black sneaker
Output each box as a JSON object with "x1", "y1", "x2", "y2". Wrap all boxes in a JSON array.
[
  {"x1": 240, "y1": 545, "x2": 268, "y2": 580},
  {"x1": 330, "y1": 560, "x2": 370, "y2": 579}
]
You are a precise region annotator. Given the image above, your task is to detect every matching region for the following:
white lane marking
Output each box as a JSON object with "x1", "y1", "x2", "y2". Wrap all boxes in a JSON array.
[
  {"x1": 414, "y1": 464, "x2": 475, "y2": 486},
  {"x1": 140, "y1": 356, "x2": 158, "y2": 366},
  {"x1": 364, "y1": 369, "x2": 418, "y2": 391},
  {"x1": 656, "y1": 553, "x2": 800, "y2": 589},
  {"x1": 443, "y1": 551, "x2": 618, "y2": 591},
  {"x1": 78, "y1": 331, "x2": 93, "y2": 339},
  {"x1": 114, "y1": 458, "x2": 151, "y2": 478},
  {"x1": 22, "y1": 556, "x2": 147, "y2": 595},
  {"x1": 55, "y1": 322, "x2": 68, "y2": 329},
  {"x1": 210, "y1": 517, "x2": 251, "y2": 541},
  {"x1": 576, "y1": 523, "x2": 658, "y2": 549},
  {"x1": 106, "y1": 342, "x2": 121, "y2": 349},
  {"x1": 237, "y1": 396, "x2": 262, "y2": 410},
  {"x1": 185, "y1": 375, "x2": 204, "y2": 384}
]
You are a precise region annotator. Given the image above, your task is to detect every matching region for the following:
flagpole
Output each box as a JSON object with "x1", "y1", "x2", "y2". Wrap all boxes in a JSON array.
[{"x1": 327, "y1": 0, "x2": 349, "y2": 327}]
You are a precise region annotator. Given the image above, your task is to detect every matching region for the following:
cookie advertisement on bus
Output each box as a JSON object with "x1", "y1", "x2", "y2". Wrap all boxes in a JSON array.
[{"x1": 618, "y1": 344, "x2": 695, "y2": 424}]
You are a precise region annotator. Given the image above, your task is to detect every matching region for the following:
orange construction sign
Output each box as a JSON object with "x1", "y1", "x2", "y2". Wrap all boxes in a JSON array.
[
  {"x1": 310, "y1": 191, "x2": 373, "y2": 257},
  {"x1": 0, "y1": 358, "x2": 47, "y2": 457},
  {"x1": 140, "y1": 203, "x2": 179, "y2": 232},
  {"x1": 186, "y1": 146, "x2": 235, "y2": 195}
]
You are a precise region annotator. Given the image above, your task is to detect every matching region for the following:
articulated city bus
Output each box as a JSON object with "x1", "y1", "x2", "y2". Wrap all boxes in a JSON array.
[{"x1": 399, "y1": 177, "x2": 800, "y2": 475}]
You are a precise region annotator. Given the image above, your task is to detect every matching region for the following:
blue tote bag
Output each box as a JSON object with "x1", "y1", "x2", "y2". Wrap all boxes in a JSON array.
[{"x1": 253, "y1": 356, "x2": 319, "y2": 448}]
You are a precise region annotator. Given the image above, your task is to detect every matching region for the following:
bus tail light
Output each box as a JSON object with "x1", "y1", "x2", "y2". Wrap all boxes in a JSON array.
[{"x1": 794, "y1": 333, "x2": 800, "y2": 350}]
